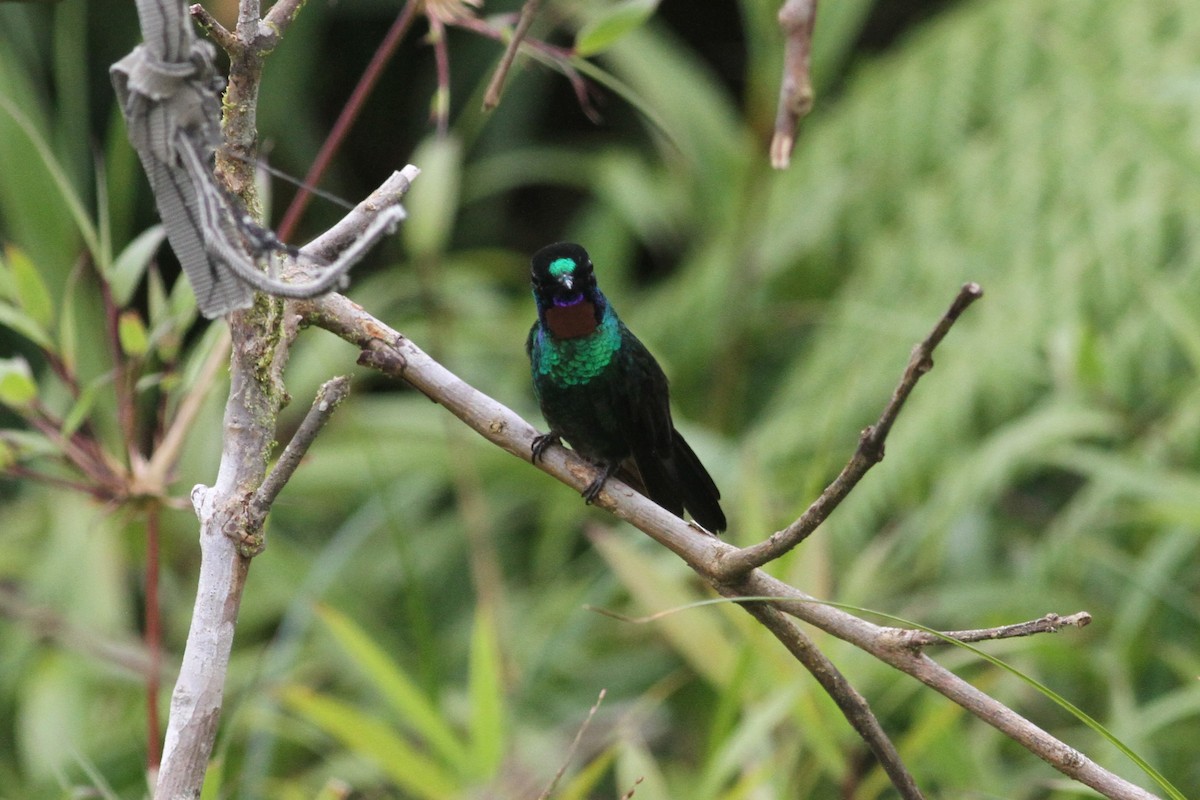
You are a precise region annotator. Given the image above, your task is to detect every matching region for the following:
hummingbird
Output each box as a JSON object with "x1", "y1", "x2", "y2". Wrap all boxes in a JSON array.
[{"x1": 526, "y1": 242, "x2": 726, "y2": 533}]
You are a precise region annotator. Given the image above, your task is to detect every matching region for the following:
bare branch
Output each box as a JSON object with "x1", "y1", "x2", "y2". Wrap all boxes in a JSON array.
[
  {"x1": 537, "y1": 688, "x2": 606, "y2": 800},
  {"x1": 729, "y1": 597, "x2": 925, "y2": 799},
  {"x1": 155, "y1": 298, "x2": 287, "y2": 798},
  {"x1": 189, "y1": 4, "x2": 238, "y2": 54},
  {"x1": 737, "y1": 571, "x2": 1159, "y2": 800},
  {"x1": 252, "y1": 375, "x2": 351, "y2": 517},
  {"x1": 891, "y1": 611, "x2": 1094, "y2": 648},
  {"x1": 261, "y1": 0, "x2": 309, "y2": 41},
  {"x1": 301, "y1": 167, "x2": 420, "y2": 263},
  {"x1": 714, "y1": 282, "x2": 984, "y2": 580},
  {"x1": 483, "y1": 0, "x2": 541, "y2": 111},
  {"x1": 771, "y1": 0, "x2": 818, "y2": 169},
  {"x1": 452, "y1": 14, "x2": 602, "y2": 123}
]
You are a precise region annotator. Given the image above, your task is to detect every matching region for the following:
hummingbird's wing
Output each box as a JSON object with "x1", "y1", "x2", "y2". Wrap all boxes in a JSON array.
[
  {"x1": 610, "y1": 323, "x2": 725, "y2": 533},
  {"x1": 607, "y1": 325, "x2": 687, "y2": 517}
]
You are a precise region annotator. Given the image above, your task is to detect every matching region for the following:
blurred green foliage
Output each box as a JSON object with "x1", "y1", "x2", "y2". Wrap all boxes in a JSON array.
[{"x1": 0, "y1": 0, "x2": 1198, "y2": 797}]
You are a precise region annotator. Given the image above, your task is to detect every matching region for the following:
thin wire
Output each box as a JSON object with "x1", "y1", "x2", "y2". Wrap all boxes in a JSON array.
[{"x1": 221, "y1": 148, "x2": 356, "y2": 211}]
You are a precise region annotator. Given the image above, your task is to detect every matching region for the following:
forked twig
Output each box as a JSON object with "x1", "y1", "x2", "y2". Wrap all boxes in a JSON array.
[
  {"x1": 714, "y1": 282, "x2": 983, "y2": 580},
  {"x1": 536, "y1": 689, "x2": 607, "y2": 800},
  {"x1": 771, "y1": 0, "x2": 818, "y2": 168},
  {"x1": 252, "y1": 375, "x2": 352, "y2": 520},
  {"x1": 730, "y1": 596, "x2": 924, "y2": 799},
  {"x1": 483, "y1": 0, "x2": 541, "y2": 111},
  {"x1": 890, "y1": 611, "x2": 1093, "y2": 648}
]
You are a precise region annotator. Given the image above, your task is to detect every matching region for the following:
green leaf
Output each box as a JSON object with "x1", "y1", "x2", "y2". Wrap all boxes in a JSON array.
[
  {"x1": 61, "y1": 373, "x2": 111, "y2": 437},
  {"x1": 158, "y1": 372, "x2": 181, "y2": 393},
  {"x1": 0, "y1": 302, "x2": 52, "y2": 349},
  {"x1": 315, "y1": 605, "x2": 471, "y2": 772},
  {"x1": 0, "y1": 429, "x2": 56, "y2": 460},
  {"x1": 575, "y1": 0, "x2": 661, "y2": 56},
  {"x1": 147, "y1": 264, "x2": 168, "y2": 327},
  {"x1": 0, "y1": 437, "x2": 14, "y2": 470},
  {"x1": 403, "y1": 136, "x2": 462, "y2": 259},
  {"x1": 108, "y1": 225, "x2": 165, "y2": 307},
  {"x1": 168, "y1": 269, "x2": 198, "y2": 331},
  {"x1": 0, "y1": 357, "x2": 36, "y2": 408},
  {"x1": 134, "y1": 372, "x2": 166, "y2": 394},
  {"x1": 57, "y1": 261, "x2": 85, "y2": 374},
  {"x1": 0, "y1": 92, "x2": 100, "y2": 263},
  {"x1": 117, "y1": 310, "x2": 149, "y2": 358},
  {"x1": 467, "y1": 606, "x2": 505, "y2": 776},
  {"x1": 146, "y1": 266, "x2": 186, "y2": 362},
  {"x1": 198, "y1": 756, "x2": 224, "y2": 800},
  {"x1": 177, "y1": 322, "x2": 228, "y2": 396},
  {"x1": 0, "y1": 248, "x2": 14, "y2": 301},
  {"x1": 563, "y1": 54, "x2": 678, "y2": 156},
  {"x1": 7, "y1": 245, "x2": 53, "y2": 328},
  {"x1": 280, "y1": 686, "x2": 460, "y2": 799},
  {"x1": 557, "y1": 747, "x2": 617, "y2": 800},
  {"x1": 615, "y1": 738, "x2": 670, "y2": 800}
]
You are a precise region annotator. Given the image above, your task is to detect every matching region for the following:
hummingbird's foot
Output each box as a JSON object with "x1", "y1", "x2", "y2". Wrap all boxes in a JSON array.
[
  {"x1": 582, "y1": 461, "x2": 621, "y2": 505},
  {"x1": 531, "y1": 432, "x2": 561, "y2": 463}
]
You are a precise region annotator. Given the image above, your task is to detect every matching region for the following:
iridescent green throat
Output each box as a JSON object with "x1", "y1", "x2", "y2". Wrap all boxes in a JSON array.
[{"x1": 535, "y1": 305, "x2": 621, "y2": 386}]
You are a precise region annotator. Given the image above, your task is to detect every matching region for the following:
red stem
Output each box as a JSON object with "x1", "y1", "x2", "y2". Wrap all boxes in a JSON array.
[
  {"x1": 97, "y1": 274, "x2": 137, "y2": 455},
  {"x1": 276, "y1": 0, "x2": 421, "y2": 243}
]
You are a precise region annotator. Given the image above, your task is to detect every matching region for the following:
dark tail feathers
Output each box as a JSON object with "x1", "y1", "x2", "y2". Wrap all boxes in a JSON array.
[{"x1": 633, "y1": 430, "x2": 726, "y2": 533}]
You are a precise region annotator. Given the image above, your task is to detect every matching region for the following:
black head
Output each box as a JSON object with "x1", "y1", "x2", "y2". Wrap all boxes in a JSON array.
[{"x1": 530, "y1": 242, "x2": 599, "y2": 309}]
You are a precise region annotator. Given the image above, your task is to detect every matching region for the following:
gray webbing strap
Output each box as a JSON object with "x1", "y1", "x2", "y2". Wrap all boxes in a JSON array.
[
  {"x1": 111, "y1": 0, "x2": 252, "y2": 317},
  {"x1": 111, "y1": 0, "x2": 405, "y2": 318}
]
